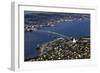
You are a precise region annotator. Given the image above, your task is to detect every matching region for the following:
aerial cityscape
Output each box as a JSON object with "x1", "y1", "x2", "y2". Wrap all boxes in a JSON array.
[{"x1": 24, "y1": 11, "x2": 90, "y2": 61}]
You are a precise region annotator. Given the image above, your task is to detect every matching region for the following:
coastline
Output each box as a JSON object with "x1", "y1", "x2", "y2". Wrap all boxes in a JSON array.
[{"x1": 25, "y1": 36, "x2": 90, "y2": 61}]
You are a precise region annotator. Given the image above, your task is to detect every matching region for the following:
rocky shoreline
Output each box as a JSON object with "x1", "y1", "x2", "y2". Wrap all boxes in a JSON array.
[{"x1": 25, "y1": 37, "x2": 90, "y2": 61}]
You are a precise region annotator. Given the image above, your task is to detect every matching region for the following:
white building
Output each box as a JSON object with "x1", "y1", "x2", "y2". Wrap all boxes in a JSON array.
[{"x1": 73, "y1": 38, "x2": 76, "y2": 43}]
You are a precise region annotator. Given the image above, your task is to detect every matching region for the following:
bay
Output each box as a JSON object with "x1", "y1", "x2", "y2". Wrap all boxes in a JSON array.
[{"x1": 24, "y1": 19, "x2": 90, "y2": 59}]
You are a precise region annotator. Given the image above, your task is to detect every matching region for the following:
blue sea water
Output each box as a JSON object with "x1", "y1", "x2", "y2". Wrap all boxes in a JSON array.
[{"x1": 24, "y1": 19, "x2": 90, "y2": 59}]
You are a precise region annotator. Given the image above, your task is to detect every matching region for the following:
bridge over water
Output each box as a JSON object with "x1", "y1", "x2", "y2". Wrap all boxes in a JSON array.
[{"x1": 38, "y1": 30, "x2": 70, "y2": 39}]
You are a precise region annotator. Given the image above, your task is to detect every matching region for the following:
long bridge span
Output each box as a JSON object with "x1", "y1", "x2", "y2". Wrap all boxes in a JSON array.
[{"x1": 38, "y1": 30, "x2": 70, "y2": 39}]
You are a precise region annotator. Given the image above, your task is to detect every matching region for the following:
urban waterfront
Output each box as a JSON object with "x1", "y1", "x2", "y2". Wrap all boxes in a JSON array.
[{"x1": 24, "y1": 11, "x2": 90, "y2": 61}]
